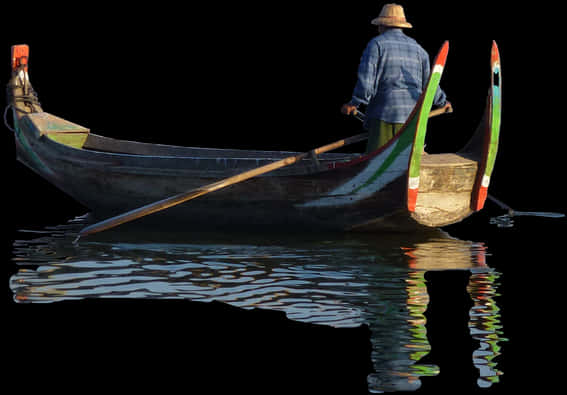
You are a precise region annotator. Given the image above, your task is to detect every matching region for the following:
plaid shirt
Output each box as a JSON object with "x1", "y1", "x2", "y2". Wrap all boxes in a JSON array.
[{"x1": 350, "y1": 29, "x2": 447, "y2": 124}]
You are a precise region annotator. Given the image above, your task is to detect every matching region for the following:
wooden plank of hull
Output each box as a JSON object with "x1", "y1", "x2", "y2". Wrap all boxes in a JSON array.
[
  {"x1": 83, "y1": 133, "x2": 352, "y2": 161},
  {"x1": 23, "y1": 112, "x2": 90, "y2": 149}
]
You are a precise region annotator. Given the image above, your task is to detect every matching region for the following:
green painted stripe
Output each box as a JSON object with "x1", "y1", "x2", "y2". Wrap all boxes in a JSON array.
[
  {"x1": 484, "y1": 76, "x2": 501, "y2": 177},
  {"x1": 408, "y1": 70, "x2": 443, "y2": 179},
  {"x1": 352, "y1": 115, "x2": 418, "y2": 193}
]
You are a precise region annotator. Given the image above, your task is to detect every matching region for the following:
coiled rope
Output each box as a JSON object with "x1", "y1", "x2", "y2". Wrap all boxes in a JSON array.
[{"x1": 3, "y1": 69, "x2": 41, "y2": 132}]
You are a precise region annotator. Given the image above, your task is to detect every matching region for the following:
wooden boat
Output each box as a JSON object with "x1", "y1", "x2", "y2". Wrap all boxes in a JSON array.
[{"x1": 6, "y1": 42, "x2": 501, "y2": 233}]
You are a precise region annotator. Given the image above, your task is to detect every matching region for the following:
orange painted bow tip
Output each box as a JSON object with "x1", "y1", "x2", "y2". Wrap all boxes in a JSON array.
[
  {"x1": 491, "y1": 40, "x2": 500, "y2": 63},
  {"x1": 11, "y1": 44, "x2": 29, "y2": 71},
  {"x1": 435, "y1": 41, "x2": 449, "y2": 65}
]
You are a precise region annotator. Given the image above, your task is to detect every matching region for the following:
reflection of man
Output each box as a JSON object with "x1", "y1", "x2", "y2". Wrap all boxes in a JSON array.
[{"x1": 341, "y1": 4, "x2": 451, "y2": 153}]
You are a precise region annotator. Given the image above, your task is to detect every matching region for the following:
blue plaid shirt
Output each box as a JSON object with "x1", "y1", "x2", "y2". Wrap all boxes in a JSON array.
[{"x1": 350, "y1": 29, "x2": 447, "y2": 124}]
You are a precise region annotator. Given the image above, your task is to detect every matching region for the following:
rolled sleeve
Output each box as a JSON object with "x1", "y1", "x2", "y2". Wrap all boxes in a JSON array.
[{"x1": 433, "y1": 86, "x2": 447, "y2": 107}]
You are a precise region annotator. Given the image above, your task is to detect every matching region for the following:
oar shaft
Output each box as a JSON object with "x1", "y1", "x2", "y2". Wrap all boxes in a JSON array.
[
  {"x1": 80, "y1": 156, "x2": 305, "y2": 238},
  {"x1": 429, "y1": 104, "x2": 453, "y2": 118},
  {"x1": 354, "y1": 105, "x2": 452, "y2": 123},
  {"x1": 78, "y1": 132, "x2": 369, "y2": 238},
  {"x1": 487, "y1": 194, "x2": 565, "y2": 219},
  {"x1": 487, "y1": 193, "x2": 513, "y2": 213}
]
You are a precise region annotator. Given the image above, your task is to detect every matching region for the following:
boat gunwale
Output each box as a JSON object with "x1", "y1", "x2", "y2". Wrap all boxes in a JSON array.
[
  {"x1": 16, "y1": 116, "x2": 369, "y2": 178},
  {"x1": 82, "y1": 131, "x2": 360, "y2": 161}
]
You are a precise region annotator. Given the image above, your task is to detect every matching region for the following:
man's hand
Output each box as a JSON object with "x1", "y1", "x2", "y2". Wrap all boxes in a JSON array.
[
  {"x1": 341, "y1": 103, "x2": 358, "y2": 116},
  {"x1": 442, "y1": 101, "x2": 453, "y2": 114}
]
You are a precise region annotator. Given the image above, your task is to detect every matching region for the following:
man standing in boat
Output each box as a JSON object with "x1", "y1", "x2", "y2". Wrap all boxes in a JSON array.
[{"x1": 341, "y1": 4, "x2": 451, "y2": 153}]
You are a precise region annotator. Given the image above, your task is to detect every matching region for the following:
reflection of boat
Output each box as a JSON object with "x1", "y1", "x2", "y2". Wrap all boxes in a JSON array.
[
  {"x1": 7, "y1": 43, "x2": 500, "y2": 232},
  {"x1": 402, "y1": 236, "x2": 488, "y2": 271},
  {"x1": 10, "y1": 220, "x2": 505, "y2": 391}
]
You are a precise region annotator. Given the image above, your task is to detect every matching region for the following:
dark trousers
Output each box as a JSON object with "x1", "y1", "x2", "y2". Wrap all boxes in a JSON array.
[{"x1": 366, "y1": 119, "x2": 404, "y2": 154}]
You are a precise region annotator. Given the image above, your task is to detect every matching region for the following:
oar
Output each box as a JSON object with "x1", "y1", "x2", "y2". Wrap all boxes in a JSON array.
[
  {"x1": 76, "y1": 131, "x2": 370, "y2": 241},
  {"x1": 429, "y1": 104, "x2": 454, "y2": 118},
  {"x1": 487, "y1": 194, "x2": 565, "y2": 219},
  {"x1": 353, "y1": 103, "x2": 453, "y2": 122}
]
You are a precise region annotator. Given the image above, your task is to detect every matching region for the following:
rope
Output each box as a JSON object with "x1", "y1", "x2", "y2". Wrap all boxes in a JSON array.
[
  {"x1": 3, "y1": 104, "x2": 15, "y2": 132},
  {"x1": 4, "y1": 67, "x2": 42, "y2": 133}
]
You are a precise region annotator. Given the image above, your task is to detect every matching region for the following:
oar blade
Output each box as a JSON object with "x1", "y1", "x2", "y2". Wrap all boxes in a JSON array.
[{"x1": 513, "y1": 211, "x2": 565, "y2": 218}]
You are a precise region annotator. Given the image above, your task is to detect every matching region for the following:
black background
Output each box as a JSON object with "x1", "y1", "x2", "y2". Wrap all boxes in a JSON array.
[{"x1": 2, "y1": 1, "x2": 565, "y2": 393}]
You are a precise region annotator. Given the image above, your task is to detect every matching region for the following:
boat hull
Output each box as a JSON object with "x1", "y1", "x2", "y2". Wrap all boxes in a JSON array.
[
  {"x1": 15, "y1": 121, "x2": 426, "y2": 231},
  {"x1": 7, "y1": 42, "x2": 500, "y2": 234}
]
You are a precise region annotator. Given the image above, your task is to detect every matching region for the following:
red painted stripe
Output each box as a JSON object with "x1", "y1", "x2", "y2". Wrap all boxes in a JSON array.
[
  {"x1": 407, "y1": 188, "x2": 418, "y2": 212},
  {"x1": 472, "y1": 186, "x2": 488, "y2": 211}
]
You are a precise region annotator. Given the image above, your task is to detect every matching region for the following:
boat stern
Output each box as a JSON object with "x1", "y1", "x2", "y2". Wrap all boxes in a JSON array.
[
  {"x1": 409, "y1": 153, "x2": 477, "y2": 227},
  {"x1": 407, "y1": 41, "x2": 501, "y2": 229}
]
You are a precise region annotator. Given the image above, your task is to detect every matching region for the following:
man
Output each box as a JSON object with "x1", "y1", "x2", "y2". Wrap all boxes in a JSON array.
[{"x1": 341, "y1": 4, "x2": 451, "y2": 153}]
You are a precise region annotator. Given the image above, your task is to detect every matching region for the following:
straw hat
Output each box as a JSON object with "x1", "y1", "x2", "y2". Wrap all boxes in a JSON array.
[{"x1": 371, "y1": 4, "x2": 413, "y2": 28}]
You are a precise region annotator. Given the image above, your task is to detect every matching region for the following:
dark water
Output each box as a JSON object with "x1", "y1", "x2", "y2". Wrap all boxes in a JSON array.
[{"x1": 8, "y1": 215, "x2": 506, "y2": 393}]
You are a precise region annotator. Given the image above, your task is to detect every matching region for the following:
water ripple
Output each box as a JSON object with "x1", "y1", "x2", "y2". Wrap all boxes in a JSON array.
[{"x1": 9, "y1": 218, "x2": 506, "y2": 392}]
